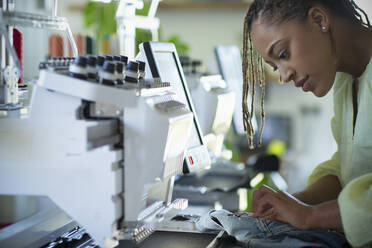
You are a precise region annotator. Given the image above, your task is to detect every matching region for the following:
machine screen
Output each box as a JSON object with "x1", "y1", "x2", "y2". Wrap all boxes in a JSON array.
[
  {"x1": 215, "y1": 46, "x2": 257, "y2": 135},
  {"x1": 153, "y1": 51, "x2": 203, "y2": 149}
]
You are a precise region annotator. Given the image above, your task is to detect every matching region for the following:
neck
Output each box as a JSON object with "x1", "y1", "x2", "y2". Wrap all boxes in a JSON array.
[{"x1": 333, "y1": 19, "x2": 372, "y2": 77}]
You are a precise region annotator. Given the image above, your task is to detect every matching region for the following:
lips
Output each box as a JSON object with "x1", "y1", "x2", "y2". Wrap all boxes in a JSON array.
[
  {"x1": 295, "y1": 76, "x2": 311, "y2": 92},
  {"x1": 295, "y1": 76, "x2": 309, "y2": 88}
]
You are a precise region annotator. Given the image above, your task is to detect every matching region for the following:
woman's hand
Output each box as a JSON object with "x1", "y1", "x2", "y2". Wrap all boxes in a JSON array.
[{"x1": 251, "y1": 185, "x2": 315, "y2": 230}]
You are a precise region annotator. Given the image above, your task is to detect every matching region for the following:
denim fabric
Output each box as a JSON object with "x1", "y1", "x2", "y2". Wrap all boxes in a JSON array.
[{"x1": 196, "y1": 209, "x2": 350, "y2": 248}]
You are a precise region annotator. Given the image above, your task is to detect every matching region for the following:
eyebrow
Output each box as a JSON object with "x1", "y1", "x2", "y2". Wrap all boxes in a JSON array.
[{"x1": 267, "y1": 39, "x2": 283, "y2": 57}]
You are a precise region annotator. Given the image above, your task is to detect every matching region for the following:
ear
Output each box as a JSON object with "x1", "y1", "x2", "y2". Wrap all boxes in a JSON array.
[{"x1": 308, "y1": 6, "x2": 330, "y2": 32}]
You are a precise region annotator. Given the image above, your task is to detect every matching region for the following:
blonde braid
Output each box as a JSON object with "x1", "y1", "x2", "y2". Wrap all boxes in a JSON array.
[
  {"x1": 242, "y1": 6, "x2": 265, "y2": 149},
  {"x1": 242, "y1": 9, "x2": 266, "y2": 149},
  {"x1": 242, "y1": 14, "x2": 254, "y2": 149},
  {"x1": 258, "y1": 55, "x2": 266, "y2": 146}
]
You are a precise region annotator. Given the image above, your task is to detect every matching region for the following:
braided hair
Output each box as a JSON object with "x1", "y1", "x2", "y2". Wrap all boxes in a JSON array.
[{"x1": 242, "y1": 0, "x2": 371, "y2": 149}]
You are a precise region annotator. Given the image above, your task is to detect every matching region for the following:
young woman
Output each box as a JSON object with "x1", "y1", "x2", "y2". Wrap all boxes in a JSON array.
[{"x1": 242, "y1": 0, "x2": 372, "y2": 247}]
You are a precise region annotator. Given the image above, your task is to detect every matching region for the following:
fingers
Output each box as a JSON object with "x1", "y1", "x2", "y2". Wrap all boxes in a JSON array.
[
  {"x1": 252, "y1": 185, "x2": 277, "y2": 212},
  {"x1": 260, "y1": 208, "x2": 276, "y2": 219},
  {"x1": 252, "y1": 191, "x2": 285, "y2": 218},
  {"x1": 229, "y1": 212, "x2": 254, "y2": 217},
  {"x1": 251, "y1": 188, "x2": 311, "y2": 229},
  {"x1": 251, "y1": 185, "x2": 298, "y2": 221}
]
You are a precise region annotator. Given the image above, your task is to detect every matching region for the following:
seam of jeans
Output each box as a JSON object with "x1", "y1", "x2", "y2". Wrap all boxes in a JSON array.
[
  {"x1": 256, "y1": 218, "x2": 266, "y2": 233},
  {"x1": 261, "y1": 219, "x2": 273, "y2": 236}
]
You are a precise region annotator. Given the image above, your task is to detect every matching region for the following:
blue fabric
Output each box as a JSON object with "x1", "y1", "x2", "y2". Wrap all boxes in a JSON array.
[{"x1": 196, "y1": 209, "x2": 350, "y2": 248}]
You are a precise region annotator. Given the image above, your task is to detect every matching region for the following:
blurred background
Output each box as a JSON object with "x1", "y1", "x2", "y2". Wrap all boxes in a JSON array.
[
  {"x1": 16, "y1": 0, "x2": 370, "y2": 193},
  {"x1": 0, "y1": 1, "x2": 371, "y2": 245},
  {"x1": 4, "y1": 0, "x2": 371, "y2": 222}
]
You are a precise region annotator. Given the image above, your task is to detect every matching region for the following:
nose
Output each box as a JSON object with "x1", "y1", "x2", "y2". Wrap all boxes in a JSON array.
[{"x1": 279, "y1": 65, "x2": 295, "y2": 83}]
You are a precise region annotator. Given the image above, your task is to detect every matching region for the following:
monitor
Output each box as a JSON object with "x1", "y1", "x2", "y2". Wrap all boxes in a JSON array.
[
  {"x1": 139, "y1": 42, "x2": 210, "y2": 173},
  {"x1": 215, "y1": 45, "x2": 258, "y2": 136}
]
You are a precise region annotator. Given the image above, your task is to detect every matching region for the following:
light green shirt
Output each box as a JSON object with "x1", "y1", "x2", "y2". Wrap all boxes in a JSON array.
[{"x1": 307, "y1": 58, "x2": 372, "y2": 247}]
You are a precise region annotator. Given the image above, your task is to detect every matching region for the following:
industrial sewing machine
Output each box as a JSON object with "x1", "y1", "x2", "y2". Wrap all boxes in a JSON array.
[
  {"x1": 0, "y1": 52, "x2": 199, "y2": 247},
  {"x1": 0, "y1": 0, "x2": 284, "y2": 246},
  {"x1": 0, "y1": 34, "x2": 217, "y2": 248},
  {"x1": 0, "y1": 0, "x2": 214, "y2": 246}
]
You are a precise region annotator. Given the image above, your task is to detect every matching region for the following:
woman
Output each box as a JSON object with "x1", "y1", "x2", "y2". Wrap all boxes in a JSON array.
[{"x1": 242, "y1": 0, "x2": 372, "y2": 247}]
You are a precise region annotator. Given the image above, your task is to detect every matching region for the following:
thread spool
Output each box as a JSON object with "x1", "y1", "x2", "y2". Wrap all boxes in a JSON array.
[
  {"x1": 49, "y1": 34, "x2": 63, "y2": 58},
  {"x1": 69, "y1": 34, "x2": 86, "y2": 56},
  {"x1": 13, "y1": 28, "x2": 23, "y2": 84}
]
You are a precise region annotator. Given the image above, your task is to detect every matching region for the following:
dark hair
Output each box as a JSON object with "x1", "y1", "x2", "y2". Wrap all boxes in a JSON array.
[
  {"x1": 242, "y1": 0, "x2": 371, "y2": 149},
  {"x1": 246, "y1": 0, "x2": 370, "y2": 32}
]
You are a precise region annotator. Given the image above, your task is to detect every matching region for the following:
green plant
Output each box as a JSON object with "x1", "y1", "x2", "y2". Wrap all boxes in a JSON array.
[
  {"x1": 82, "y1": 1, "x2": 190, "y2": 56},
  {"x1": 164, "y1": 35, "x2": 189, "y2": 56},
  {"x1": 83, "y1": 2, "x2": 118, "y2": 51}
]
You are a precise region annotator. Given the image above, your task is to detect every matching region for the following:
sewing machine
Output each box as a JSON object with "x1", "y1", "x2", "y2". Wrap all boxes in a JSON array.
[
  {"x1": 0, "y1": 0, "x2": 230, "y2": 245},
  {"x1": 0, "y1": 49, "x2": 201, "y2": 248}
]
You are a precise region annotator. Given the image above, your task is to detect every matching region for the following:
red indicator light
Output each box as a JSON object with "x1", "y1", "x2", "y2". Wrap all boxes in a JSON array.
[{"x1": 189, "y1": 156, "x2": 194, "y2": 165}]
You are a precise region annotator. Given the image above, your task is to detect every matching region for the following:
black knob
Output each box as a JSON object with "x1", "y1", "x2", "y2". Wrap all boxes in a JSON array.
[
  {"x1": 87, "y1": 56, "x2": 97, "y2": 67},
  {"x1": 113, "y1": 55, "x2": 121, "y2": 62},
  {"x1": 104, "y1": 55, "x2": 113, "y2": 61},
  {"x1": 120, "y1": 55, "x2": 128, "y2": 65},
  {"x1": 69, "y1": 56, "x2": 87, "y2": 80},
  {"x1": 116, "y1": 62, "x2": 123, "y2": 74},
  {"x1": 125, "y1": 61, "x2": 139, "y2": 83},
  {"x1": 97, "y1": 56, "x2": 105, "y2": 67},
  {"x1": 136, "y1": 60, "x2": 146, "y2": 72},
  {"x1": 127, "y1": 61, "x2": 139, "y2": 72},
  {"x1": 103, "y1": 61, "x2": 115, "y2": 73},
  {"x1": 74, "y1": 56, "x2": 87, "y2": 67}
]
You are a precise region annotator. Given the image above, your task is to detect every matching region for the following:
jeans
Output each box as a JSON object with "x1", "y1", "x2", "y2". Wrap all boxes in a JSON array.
[{"x1": 196, "y1": 209, "x2": 350, "y2": 248}]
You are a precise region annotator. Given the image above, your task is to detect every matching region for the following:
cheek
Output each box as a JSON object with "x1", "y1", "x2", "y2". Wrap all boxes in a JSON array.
[
  {"x1": 295, "y1": 41, "x2": 336, "y2": 82},
  {"x1": 292, "y1": 30, "x2": 336, "y2": 76}
]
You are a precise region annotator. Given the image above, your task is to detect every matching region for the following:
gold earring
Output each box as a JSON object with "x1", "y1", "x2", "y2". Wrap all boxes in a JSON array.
[{"x1": 279, "y1": 75, "x2": 284, "y2": 84}]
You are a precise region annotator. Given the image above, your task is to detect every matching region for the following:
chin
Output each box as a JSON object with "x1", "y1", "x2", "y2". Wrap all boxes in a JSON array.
[{"x1": 312, "y1": 86, "x2": 330, "y2": 97}]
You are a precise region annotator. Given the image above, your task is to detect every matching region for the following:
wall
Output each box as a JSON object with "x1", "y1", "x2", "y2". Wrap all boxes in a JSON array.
[
  {"x1": 158, "y1": 7, "x2": 246, "y2": 70},
  {"x1": 357, "y1": 0, "x2": 372, "y2": 22},
  {"x1": 18, "y1": 0, "x2": 372, "y2": 191}
]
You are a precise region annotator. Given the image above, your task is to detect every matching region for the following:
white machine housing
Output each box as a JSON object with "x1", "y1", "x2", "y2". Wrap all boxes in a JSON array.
[
  {"x1": 137, "y1": 42, "x2": 211, "y2": 174},
  {"x1": 0, "y1": 66, "x2": 193, "y2": 247},
  {"x1": 187, "y1": 74, "x2": 235, "y2": 157}
]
